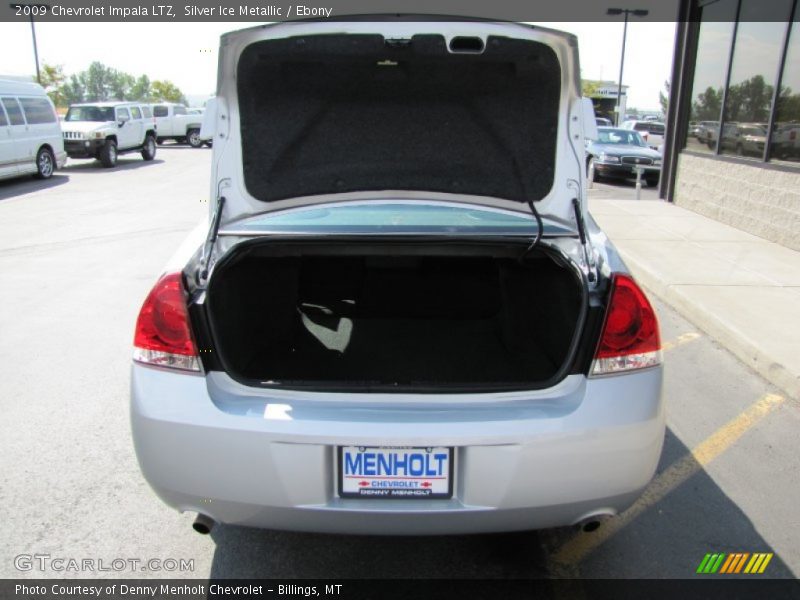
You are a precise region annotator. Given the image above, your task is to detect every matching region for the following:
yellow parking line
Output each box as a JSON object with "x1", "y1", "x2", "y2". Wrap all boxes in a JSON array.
[
  {"x1": 550, "y1": 393, "x2": 785, "y2": 570},
  {"x1": 661, "y1": 331, "x2": 701, "y2": 352}
]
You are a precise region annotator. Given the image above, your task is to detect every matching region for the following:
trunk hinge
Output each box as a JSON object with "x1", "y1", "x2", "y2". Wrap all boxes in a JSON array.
[
  {"x1": 518, "y1": 199, "x2": 544, "y2": 263},
  {"x1": 572, "y1": 197, "x2": 597, "y2": 284},
  {"x1": 195, "y1": 194, "x2": 226, "y2": 287}
]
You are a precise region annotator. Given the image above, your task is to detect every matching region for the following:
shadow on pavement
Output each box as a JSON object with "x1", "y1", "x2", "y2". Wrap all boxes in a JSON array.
[
  {"x1": 209, "y1": 524, "x2": 547, "y2": 579},
  {"x1": 63, "y1": 158, "x2": 164, "y2": 173},
  {"x1": 205, "y1": 427, "x2": 792, "y2": 579},
  {"x1": 572, "y1": 427, "x2": 795, "y2": 578},
  {"x1": 0, "y1": 173, "x2": 70, "y2": 202},
  {"x1": 156, "y1": 143, "x2": 211, "y2": 150}
]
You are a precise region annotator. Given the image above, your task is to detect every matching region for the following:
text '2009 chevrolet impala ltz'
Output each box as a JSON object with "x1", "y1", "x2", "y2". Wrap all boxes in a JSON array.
[{"x1": 130, "y1": 19, "x2": 664, "y2": 535}]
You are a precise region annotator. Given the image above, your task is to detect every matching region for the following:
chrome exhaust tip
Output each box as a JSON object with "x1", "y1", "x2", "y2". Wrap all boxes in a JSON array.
[
  {"x1": 192, "y1": 513, "x2": 216, "y2": 535},
  {"x1": 574, "y1": 511, "x2": 615, "y2": 533}
]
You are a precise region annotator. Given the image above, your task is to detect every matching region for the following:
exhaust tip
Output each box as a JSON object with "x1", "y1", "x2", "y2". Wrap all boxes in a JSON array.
[
  {"x1": 581, "y1": 519, "x2": 602, "y2": 533},
  {"x1": 574, "y1": 511, "x2": 615, "y2": 533},
  {"x1": 193, "y1": 513, "x2": 215, "y2": 535}
]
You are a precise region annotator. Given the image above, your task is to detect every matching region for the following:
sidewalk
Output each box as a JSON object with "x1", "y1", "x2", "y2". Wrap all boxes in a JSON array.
[{"x1": 590, "y1": 198, "x2": 800, "y2": 400}]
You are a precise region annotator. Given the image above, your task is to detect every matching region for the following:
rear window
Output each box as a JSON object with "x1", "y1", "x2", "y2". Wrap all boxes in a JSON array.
[
  {"x1": 141, "y1": 106, "x2": 152, "y2": 118},
  {"x1": 131, "y1": 106, "x2": 142, "y2": 119},
  {"x1": 597, "y1": 128, "x2": 645, "y2": 146},
  {"x1": 0, "y1": 106, "x2": 7, "y2": 127},
  {"x1": 153, "y1": 105, "x2": 168, "y2": 117},
  {"x1": 1, "y1": 97, "x2": 25, "y2": 125},
  {"x1": 633, "y1": 122, "x2": 665, "y2": 135},
  {"x1": 173, "y1": 105, "x2": 187, "y2": 115},
  {"x1": 225, "y1": 203, "x2": 572, "y2": 235}
]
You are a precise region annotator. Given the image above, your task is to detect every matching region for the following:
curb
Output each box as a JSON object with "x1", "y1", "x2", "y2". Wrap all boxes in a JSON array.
[{"x1": 619, "y1": 249, "x2": 799, "y2": 401}]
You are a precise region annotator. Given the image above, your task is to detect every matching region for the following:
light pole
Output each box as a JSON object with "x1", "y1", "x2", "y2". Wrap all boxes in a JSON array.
[
  {"x1": 608, "y1": 7, "x2": 649, "y2": 125},
  {"x1": 10, "y1": 4, "x2": 48, "y2": 84}
]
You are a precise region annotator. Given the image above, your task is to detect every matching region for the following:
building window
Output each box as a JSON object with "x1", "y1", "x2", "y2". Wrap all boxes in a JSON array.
[
  {"x1": 770, "y1": 19, "x2": 800, "y2": 165},
  {"x1": 719, "y1": 0, "x2": 794, "y2": 159},
  {"x1": 685, "y1": 0, "x2": 737, "y2": 153}
]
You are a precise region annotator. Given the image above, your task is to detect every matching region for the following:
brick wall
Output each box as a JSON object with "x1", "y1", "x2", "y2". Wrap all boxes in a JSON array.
[{"x1": 674, "y1": 153, "x2": 800, "y2": 251}]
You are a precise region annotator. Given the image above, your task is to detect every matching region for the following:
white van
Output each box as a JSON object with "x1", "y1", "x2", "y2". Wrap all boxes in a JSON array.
[{"x1": 0, "y1": 79, "x2": 66, "y2": 181}]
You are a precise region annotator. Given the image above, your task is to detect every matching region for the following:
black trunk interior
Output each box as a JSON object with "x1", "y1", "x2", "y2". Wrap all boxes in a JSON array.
[{"x1": 205, "y1": 243, "x2": 583, "y2": 390}]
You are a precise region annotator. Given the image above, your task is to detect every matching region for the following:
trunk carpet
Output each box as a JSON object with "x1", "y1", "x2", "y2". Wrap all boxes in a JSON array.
[{"x1": 242, "y1": 311, "x2": 557, "y2": 385}]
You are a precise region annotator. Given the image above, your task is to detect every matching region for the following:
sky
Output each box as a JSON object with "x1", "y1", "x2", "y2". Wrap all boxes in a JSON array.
[{"x1": 0, "y1": 20, "x2": 676, "y2": 109}]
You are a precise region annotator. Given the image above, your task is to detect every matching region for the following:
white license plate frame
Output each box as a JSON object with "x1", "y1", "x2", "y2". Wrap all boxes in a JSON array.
[{"x1": 337, "y1": 446, "x2": 454, "y2": 499}]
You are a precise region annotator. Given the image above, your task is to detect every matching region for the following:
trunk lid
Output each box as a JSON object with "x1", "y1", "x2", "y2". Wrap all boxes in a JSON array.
[{"x1": 207, "y1": 20, "x2": 592, "y2": 232}]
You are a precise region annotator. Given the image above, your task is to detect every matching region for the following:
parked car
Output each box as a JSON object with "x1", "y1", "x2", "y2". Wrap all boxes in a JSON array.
[
  {"x1": 131, "y1": 20, "x2": 664, "y2": 536},
  {"x1": 586, "y1": 127, "x2": 662, "y2": 186},
  {"x1": 720, "y1": 123, "x2": 767, "y2": 157},
  {"x1": 621, "y1": 120, "x2": 665, "y2": 150},
  {"x1": 693, "y1": 120, "x2": 718, "y2": 143},
  {"x1": 151, "y1": 103, "x2": 205, "y2": 148},
  {"x1": 61, "y1": 102, "x2": 157, "y2": 168},
  {"x1": 0, "y1": 79, "x2": 66, "y2": 181},
  {"x1": 772, "y1": 122, "x2": 800, "y2": 159},
  {"x1": 595, "y1": 117, "x2": 612, "y2": 127}
]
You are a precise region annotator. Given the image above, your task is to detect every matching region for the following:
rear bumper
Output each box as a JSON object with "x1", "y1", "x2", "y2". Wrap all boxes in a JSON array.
[
  {"x1": 131, "y1": 366, "x2": 664, "y2": 535},
  {"x1": 595, "y1": 162, "x2": 661, "y2": 179}
]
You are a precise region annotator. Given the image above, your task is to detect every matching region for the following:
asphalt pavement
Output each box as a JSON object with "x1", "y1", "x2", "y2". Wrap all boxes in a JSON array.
[{"x1": 0, "y1": 147, "x2": 796, "y2": 580}]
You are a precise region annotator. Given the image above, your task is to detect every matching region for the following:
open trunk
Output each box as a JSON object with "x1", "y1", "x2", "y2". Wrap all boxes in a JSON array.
[{"x1": 203, "y1": 241, "x2": 586, "y2": 391}]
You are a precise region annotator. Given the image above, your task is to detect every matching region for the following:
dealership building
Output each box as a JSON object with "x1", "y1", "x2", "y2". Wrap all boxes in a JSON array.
[
  {"x1": 662, "y1": 0, "x2": 800, "y2": 250},
  {"x1": 584, "y1": 80, "x2": 629, "y2": 123}
]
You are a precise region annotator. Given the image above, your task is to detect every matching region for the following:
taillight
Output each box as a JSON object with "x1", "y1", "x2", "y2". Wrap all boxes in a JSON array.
[
  {"x1": 133, "y1": 272, "x2": 200, "y2": 372},
  {"x1": 590, "y1": 273, "x2": 661, "y2": 376}
]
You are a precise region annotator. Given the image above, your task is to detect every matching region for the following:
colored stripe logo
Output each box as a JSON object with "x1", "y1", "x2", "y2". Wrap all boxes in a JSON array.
[{"x1": 696, "y1": 552, "x2": 773, "y2": 574}]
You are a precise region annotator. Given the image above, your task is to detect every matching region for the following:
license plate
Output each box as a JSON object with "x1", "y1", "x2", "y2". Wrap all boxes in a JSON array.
[{"x1": 338, "y1": 446, "x2": 453, "y2": 499}]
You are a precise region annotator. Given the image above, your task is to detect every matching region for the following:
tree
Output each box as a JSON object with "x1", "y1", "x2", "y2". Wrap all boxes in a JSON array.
[
  {"x1": 60, "y1": 74, "x2": 84, "y2": 106},
  {"x1": 109, "y1": 70, "x2": 135, "y2": 101},
  {"x1": 776, "y1": 86, "x2": 800, "y2": 123},
  {"x1": 659, "y1": 80, "x2": 670, "y2": 116},
  {"x1": 45, "y1": 62, "x2": 186, "y2": 106},
  {"x1": 692, "y1": 86, "x2": 723, "y2": 121},
  {"x1": 37, "y1": 63, "x2": 67, "y2": 107},
  {"x1": 80, "y1": 61, "x2": 115, "y2": 101},
  {"x1": 581, "y1": 79, "x2": 601, "y2": 97},
  {"x1": 738, "y1": 75, "x2": 772, "y2": 122},
  {"x1": 130, "y1": 75, "x2": 151, "y2": 102},
  {"x1": 150, "y1": 80, "x2": 186, "y2": 104}
]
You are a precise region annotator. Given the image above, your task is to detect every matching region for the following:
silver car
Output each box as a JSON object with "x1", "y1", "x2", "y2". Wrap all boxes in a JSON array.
[{"x1": 131, "y1": 20, "x2": 664, "y2": 536}]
